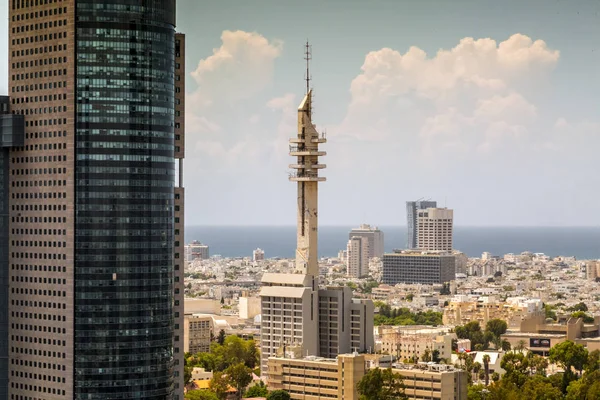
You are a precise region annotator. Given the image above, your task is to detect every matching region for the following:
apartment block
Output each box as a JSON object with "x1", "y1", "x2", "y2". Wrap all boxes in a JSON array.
[
  {"x1": 347, "y1": 236, "x2": 369, "y2": 278},
  {"x1": 378, "y1": 326, "x2": 455, "y2": 361},
  {"x1": 417, "y1": 208, "x2": 454, "y2": 251},
  {"x1": 184, "y1": 314, "x2": 214, "y2": 354},
  {"x1": 406, "y1": 200, "x2": 437, "y2": 249},
  {"x1": 186, "y1": 240, "x2": 210, "y2": 261},
  {"x1": 253, "y1": 248, "x2": 265, "y2": 262},
  {"x1": 267, "y1": 353, "x2": 467, "y2": 400},
  {"x1": 348, "y1": 224, "x2": 384, "y2": 259},
  {"x1": 382, "y1": 250, "x2": 456, "y2": 285}
]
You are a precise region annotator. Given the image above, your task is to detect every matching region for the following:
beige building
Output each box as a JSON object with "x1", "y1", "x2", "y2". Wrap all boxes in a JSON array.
[
  {"x1": 379, "y1": 326, "x2": 455, "y2": 361},
  {"x1": 348, "y1": 224, "x2": 384, "y2": 259},
  {"x1": 347, "y1": 236, "x2": 369, "y2": 278},
  {"x1": 443, "y1": 295, "x2": 544, "y2": 328},
  {"x1": 268, "y1": 353, "x2": 467, "y2": 400},
  {"x1": 184, "y1": 314, "x2": 214, "y2": 354},
  {"x1": 253, "y1": 248, "x2": 265, "y2": 262},
  {"x1": 417, "y1": 208, "x2": 454, "y2": 251},
  {"x1": 239, "y1": 296, "x2": 262, "y2": 320},
  {"x1": 185, "y1": 240, "x2": 210, "y2": 261},
  {"x1": 586, "y1": 261, "x2": 600, "y2": 281}
]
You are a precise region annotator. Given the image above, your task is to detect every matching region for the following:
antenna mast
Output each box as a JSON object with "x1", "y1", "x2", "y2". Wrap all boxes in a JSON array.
[{"x1": 304, "y1": 41, "x2": 312, "y2": 95}]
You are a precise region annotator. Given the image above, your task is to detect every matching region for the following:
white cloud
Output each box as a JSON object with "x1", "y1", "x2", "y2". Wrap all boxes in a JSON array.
[{"x1": 190, "y1": 30, "x2": 283, "y2": 102}]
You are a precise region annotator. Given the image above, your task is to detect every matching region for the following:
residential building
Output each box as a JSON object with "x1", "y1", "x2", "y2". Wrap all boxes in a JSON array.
[
  {"x1": 417, "y1": 208, "x2": 454, "y2": 251},
  {"x1": 443, "y1": 295, "x2": 544, "y2": 328},
  {"x1": 7, "y1": 2, "x2": 184, "y2": 398},
  {"x1": 184, "y1": 314, "x2": 214, "y2": 354},
  {"x1": 348, "y1": 224, "x2": 384, "y2": 258},
  {"x1": 378, "y1": 326, "x2": 455, "y2": 361},
  {"x1": 382, "y1": 250, "x2": 455, "y2": 285},
  {"x1": 347, "y1": 236, "x2": 369, "y2": 278},
  {"x1": 267, "y1": 353, "x2": 467, "y2": 400},
  {"x1": 586, "y1": 261, "x2": 600, "y2": 281},
  {"x1": 186, "y1": 240, "x2": 210, "y2": 261},
  {"x1": 407, "y1": 200, "x2": 437, "y2": 249},
  {"x1": 239, "y1": 296, "x2": 262, "y2": 320},
  {"x1": 253, "y1": 248, "x2": 265, "y2": 262}
]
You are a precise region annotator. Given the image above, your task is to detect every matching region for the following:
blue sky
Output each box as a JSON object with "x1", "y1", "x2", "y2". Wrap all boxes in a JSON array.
[{"x1": 2, "y1": 0, "x2": 599, "y2": 226}]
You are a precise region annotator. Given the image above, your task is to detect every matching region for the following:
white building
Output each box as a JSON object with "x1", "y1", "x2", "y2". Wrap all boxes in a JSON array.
[
  {"x1": 348, "y1": 224, "x2": 384, "y2": 259},
  {"x1": 417, "y1": 208, "x2": 453, "y2": 251},
  {"x1": 185, "y1": 240, "x2": 209, "y2": 261},
  {"x1": 253, "y1": 248, "x2": 265, "y2": 261},
  {"x1": 347, "y1": 236, "x2": 369, "y2": 278},
  {"x1": 239, "y1": 296, "x2": 262, "y2": 320}
]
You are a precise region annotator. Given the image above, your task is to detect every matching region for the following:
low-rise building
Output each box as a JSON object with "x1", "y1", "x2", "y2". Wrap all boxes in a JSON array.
[
  {"x1": 443, "y1": 295, "x2": 543, "y2": 328},
  {"x1": 382, "y1": 250, "x2": 455, "y2": 285},
  {"x1": 267, "y1": 353, "x2": 467, "y2": 400},
  {"x1": 378, "y1": 326, "x2": 455, "y2": 361}
]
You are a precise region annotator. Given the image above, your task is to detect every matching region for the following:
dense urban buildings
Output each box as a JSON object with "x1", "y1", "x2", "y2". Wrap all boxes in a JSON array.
[
  {"x1": 348, "y1": 223, "x2": 384, "y2": 258},
  {"x1": 417, "y1": 207, "x2": 454, "y2": 251},
  {"x1": 7, "y1": 1, "x2": 184, "y2": 399},
  {"x1": 406, "y1": 199, "x2": 437, "y2": 249},
  {"x1": 346, "y1": 236, "x2": 369, "y2": 278},
  {"x1": 186, "y1": 240, "x2": 210, "y2": 261},
  {"x1": 382, "y1": 250, "x2": 456, "y2": 285},
  {"x1": 259, "y1": 55, "x2": 374, "y2": 377}
]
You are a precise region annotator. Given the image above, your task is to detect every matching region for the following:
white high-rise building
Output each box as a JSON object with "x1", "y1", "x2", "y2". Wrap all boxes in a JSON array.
[
  {"x1": 185, "y1": 240, "x2": 210, "y2": 261},
  {"x1": 348, "y1": 224, "x2": 384, "y2": 259},
  {"x1": 417, "y1": 208, "x2": 454, "y2": 251},
  {"x1": 347, "y1": 236, "x2": 369, "y2": 278},
  {"x1": 253, "y1": 248, "x2": 265, "y2": 261}
]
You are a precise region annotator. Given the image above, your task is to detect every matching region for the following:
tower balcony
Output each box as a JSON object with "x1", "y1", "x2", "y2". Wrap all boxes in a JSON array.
[
  {"x1": 288, "y1": 172, "x2": 326, "y2": 182},
  {"x1": 289, "y1": 150, "x2": 326, "y2": 157},
  {"x1": 311, "y1": 138, "x2": 327, "y2": 144},
  {"x1": 289, "y1": 164, "x2": 327, "y2": 170}
]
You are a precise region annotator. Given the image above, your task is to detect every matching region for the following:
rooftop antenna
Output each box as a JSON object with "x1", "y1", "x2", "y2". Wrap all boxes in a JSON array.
[{"x1": 304, "y1": 40, "x2": 312, "y2": 96}]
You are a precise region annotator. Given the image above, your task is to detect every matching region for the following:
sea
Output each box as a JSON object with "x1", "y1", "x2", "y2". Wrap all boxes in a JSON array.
[{"x1": 185, "y1": 226, "x2": 600, "y2": 260}]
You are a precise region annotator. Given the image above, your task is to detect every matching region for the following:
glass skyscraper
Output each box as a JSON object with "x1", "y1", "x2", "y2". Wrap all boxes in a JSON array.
[
  {"x1": 7, "y1": 1, "x2": 185, "y2": 399},
  {"x1": 406, "y1": 200, "x2": 437, "y2": 249}
]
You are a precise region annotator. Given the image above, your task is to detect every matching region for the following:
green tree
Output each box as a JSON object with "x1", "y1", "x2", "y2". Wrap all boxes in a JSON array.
[
  {"x1": 485, "y1": 319, "x2": 508, "y2": 339},
  {"x1": 566, "y1": 370, "x2": 600, "y2": 400},
  {"x1": 185, "y1": 390, "x2": 220, "y2": 400},
  {"x1": 356, "y1": 367, "x2": 408, "y2": 400},
  {"x1": 549, "y1": 340, "x2": 588, "y2": 375},
  {"x1": 184, "y1": 363, "x2": 193, "y2": 386},
  {"x1": 217, "y1": 329, "x2": 226, "y2": 346},
  {"x1": 585, "y1": 349, "x2": 600, "y2": 374},
  {"x1": 209, "y1": 371, "x2": 230, "y2": 400},
  {"x1": 405, "y1": 293, "x2": 414, "y2": 302},
  {"x1": 501, "y1": 340, "x2": 512, "y2": 352},
  {"x1": 483, "y1": 354, "x2": 490, "y2": 386},
  {"x1": 566, "y1": 302, "x2": 588, "y2": 312},
  {"x1": 244, "y1": 381, "x2": 268, "y2": 398},
  {"x1": 520, "y1": 375, "x2": 563, "y2": 400},
  {"x1": 500, "y1": 352, "x2": 529, "y2": 388},
  {"x1": 421, "y1": 348, "x2": 432, "y2": 362},
  {"x1": 432, "y1": 349, "x2": 441, "y2": 363},
  {"x1": 225, "y1": 362, "x2": 252, "y2": 399},
  {"x1": 266, "y1": 390, "x2": 291, "y2": 400}
]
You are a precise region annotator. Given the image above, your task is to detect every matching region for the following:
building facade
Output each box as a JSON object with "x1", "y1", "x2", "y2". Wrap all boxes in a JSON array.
[
  {"x1": 268, "y1": 353, "x2": 467, "y2": 400},
  {"x1": 184, "y1": 314, "x2": 214, "y2": 354},
  {"x1": 347, "y1": 236, "x2": 369, "y2": 278},
  {"x1": 253, "y1": 248, "x2": 265, "y2": 262},
  {"x1": 406, "y1": 200, "x2": 437, "y2": 249},
  {"x1": 417, "y1": 208, "x2": 454, "y2": 251},
  {"x1": 348, "y1": 224, "x2": 384, "y2": 259},
  {"x1": 382, "y1": 250, "x2": 456, "y2": 285},
  {"x1": 7, "y1": 1, "x2": 184, "y2": 399},
  {"x1": 185, "y1": 240, "x2": 209, "y2": 261}
]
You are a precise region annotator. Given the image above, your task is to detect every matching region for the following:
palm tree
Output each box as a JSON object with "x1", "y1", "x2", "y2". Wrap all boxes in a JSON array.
[
  {"x1": 483, "y1": 354, "x2": 491, "y2": 386},
  {"x1": 515, "y1": 340, "x2": 527, "y2": 353}
]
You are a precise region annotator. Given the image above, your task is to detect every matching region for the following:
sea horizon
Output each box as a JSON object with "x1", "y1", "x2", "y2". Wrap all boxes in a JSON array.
[{"x1": 184, "y1": 225, "x2": 600, "y2": 260}]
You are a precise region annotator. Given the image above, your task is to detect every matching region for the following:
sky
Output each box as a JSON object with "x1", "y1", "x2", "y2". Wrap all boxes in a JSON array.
[{"x1": 1, "y1": 0, "x2": 600, "y2": 226}]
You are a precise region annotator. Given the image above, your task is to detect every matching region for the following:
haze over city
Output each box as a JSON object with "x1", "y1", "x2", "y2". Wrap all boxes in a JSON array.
[{"x1": 3, "y1": 0, "x2": 597, "y2": 227}]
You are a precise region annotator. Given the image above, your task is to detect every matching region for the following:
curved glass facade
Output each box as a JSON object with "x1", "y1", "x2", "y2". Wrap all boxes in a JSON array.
[{"x1": 75, "y1": 1, "x2": 176, "y2": 399}]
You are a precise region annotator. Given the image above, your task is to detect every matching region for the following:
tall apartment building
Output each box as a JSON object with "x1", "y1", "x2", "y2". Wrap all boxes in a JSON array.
[
  {"x1": 417, "y1": 208, "x2": 454, "y2": 251},
  {"x1": 346, "y1": 236, "x2": 369, "y2": 278},
  {"x1": 7, "y1": 1, "x2": 184, "y2": 399},
  {"x1": 253, "y1": 248, "x2": 265, "y2": 261},
  {"x1": 382, "y1": 250, "x2": 456, "y2": 285},
  {"x1": 185, "y1": 240, "x2": 210, "y2": 261},
  {"x1": 184, "y1": 314, "x2": 214, "y2": 354},
  {"x1": 406, "y1": 200, "x2": 437, "y2": 249},
  {"x1": 260, "y1": 49, "x2": 374, "y2": 377},
  {"x1": 348, "y1": 224, "x2": 384, "y2": 258},
  {"x1": 586, "y1": 261, "x2": 600, "y2": 281},
  {"x1": 267, "y1": 353, "x2": 468, "y2": 400}
]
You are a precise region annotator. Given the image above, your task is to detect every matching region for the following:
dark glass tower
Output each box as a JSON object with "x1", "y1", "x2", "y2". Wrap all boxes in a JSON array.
[
  {"x1": 7, "y1": 1, "x2": 184, "y2": 399},
  {"x1": 74, "y1": 1, "x2": 176, "y2": 399}
]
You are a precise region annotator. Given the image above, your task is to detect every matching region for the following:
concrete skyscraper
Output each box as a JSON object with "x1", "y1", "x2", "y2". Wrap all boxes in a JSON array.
[
  {"x1": 260, "y1": 44, "x2": 373, "y2": 377},
  {"x1": 7, "y1": 1, "x2": 185, "y2": 399},
  {"x1": 406, "y1": 199, "x2": 437, "y2": 249},
  {"x1": 417, "y1": 207, "x2": 454, "y2": 251},
  {"x1": 346, "y1": 236, "x2": 369, "y2": 278}
]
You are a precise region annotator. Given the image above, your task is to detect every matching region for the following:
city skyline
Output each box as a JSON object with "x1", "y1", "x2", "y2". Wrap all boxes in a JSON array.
[{"x1": 2, "y1": 0, "x2": 599, "y2": 227}]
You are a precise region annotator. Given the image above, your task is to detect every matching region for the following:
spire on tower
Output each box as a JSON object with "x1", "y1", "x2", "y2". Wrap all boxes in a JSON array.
[{"x1": 304, "y1": 41, "x2": 312, "y2": 96}]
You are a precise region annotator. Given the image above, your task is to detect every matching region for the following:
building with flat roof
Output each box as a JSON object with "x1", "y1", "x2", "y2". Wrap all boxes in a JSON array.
[
  {"x1": 347, "y1": 236, "x2": 369, "y2": 278},
  {"x1": 186, "y1": 240, "x2": 210, "y2": 261},
  {"x1": 407, "y1": 200, "x2": 437, "y2": 249},
  {"x1": 184, "y1": 314, "x2": 214, "y2": 354},
  {"x1": 348, "y1": 224, "x2": 384, "y2": 258},
  {"x1": 267, "y1": 353, "x2": 467, "y2": 400},
  {"x1": 417, "y1": 208, "x2": 454, "y2": 251},
  {"x1": 383, "y1": 250, "x2": 455, "y2": 285}
]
